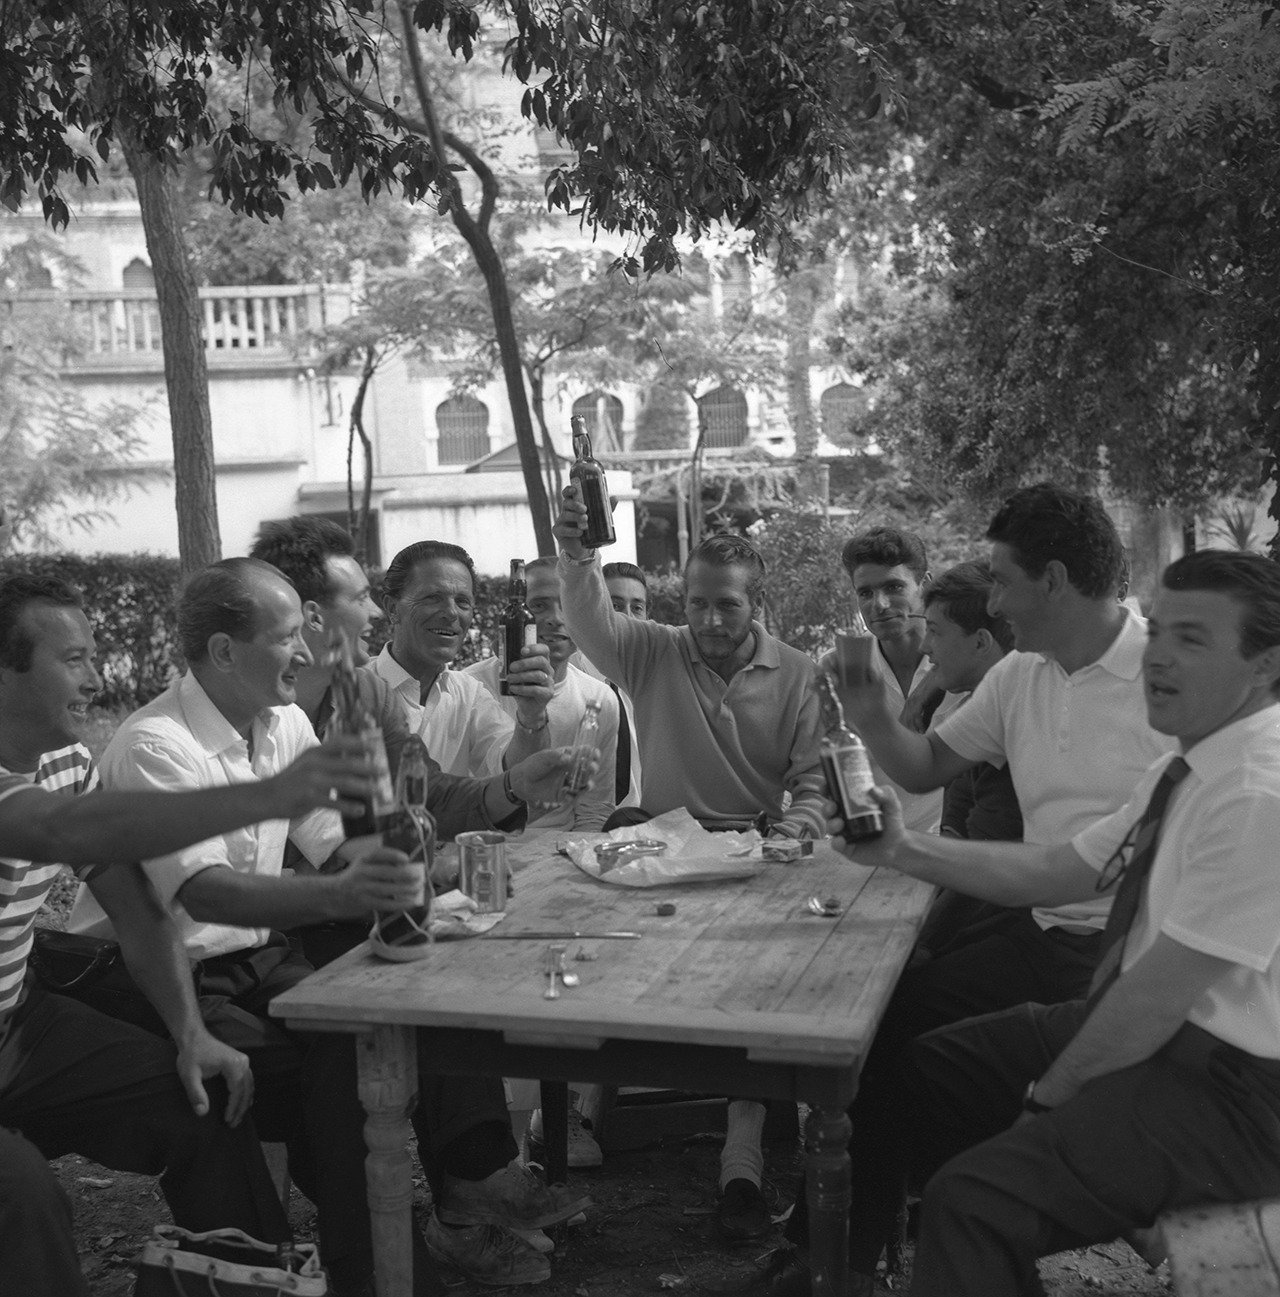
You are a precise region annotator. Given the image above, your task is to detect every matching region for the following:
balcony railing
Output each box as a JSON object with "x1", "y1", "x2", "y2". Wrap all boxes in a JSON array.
[{"x1": 4, "y1": 284, "x2": 351, "y2": 362}]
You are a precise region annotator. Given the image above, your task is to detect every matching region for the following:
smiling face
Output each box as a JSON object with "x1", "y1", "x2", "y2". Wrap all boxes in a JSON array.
[
  {"x1": 0, "y1": 602, "x2": 102, "y2": 752},
  {"x1": 923, "y1": 603, "x2": 988, "y2": 693},
  {"x1": 684, "y1": 560, "x2": 757, "y2": 668},
  {"x1": 851, "y1": 562, "x2": 927, "y2": 645},
  {"x1": 606, "y1": 575, "x2": 648, "y2": 620},
  {"x1": 526, "y1": 565, "x2": 575, "y2": 677},
  {"x1": 389, "y1": 557, "x2": 475, "y2": 680},
  {"x1": 1143, "y1": 587, "x2": 1280, "y2": 749},
  {"x1": 986, "y1": 541, "x2": 1053, "y2": 652},
  {"x1": 227, "y1": 574, "x2": 312, "y2": 713},
  {"x1": 319, "y1": 554, "x2": 380, "y2": 666}
]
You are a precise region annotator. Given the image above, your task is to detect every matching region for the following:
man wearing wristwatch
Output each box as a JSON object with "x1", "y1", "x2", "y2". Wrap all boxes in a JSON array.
[{"x1": 373, "y1": 539, "x2": 554, "y2": 779}]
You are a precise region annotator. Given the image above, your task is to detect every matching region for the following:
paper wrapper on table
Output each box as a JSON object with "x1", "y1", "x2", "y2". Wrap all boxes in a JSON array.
[
  {"x1": 426, "y1": 889, "x2": 507, "y2": 939},
  {"x1": 565, "y1": 807, "x2": 766, "y2": 887}
]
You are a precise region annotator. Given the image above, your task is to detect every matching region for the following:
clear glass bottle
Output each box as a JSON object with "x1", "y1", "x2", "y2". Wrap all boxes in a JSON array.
[
  {"x1": 817, "y1": 672, "x2": 883, "y2": 841},
  {"x1": 327, "y1": 630, "x2": 395, "y2": 847},
  {"x1": 561, "y1": 699, "x2": 603, "y2": 798},
  {"x1": 369, "y1": 736, "x2": 436, "y2": 961},
  {"x1": 569, "y1": 415, "x2": 617, "y2": 549},
  {"x1": 500, "y1": 558, "x2": 537, "y2": 697}
]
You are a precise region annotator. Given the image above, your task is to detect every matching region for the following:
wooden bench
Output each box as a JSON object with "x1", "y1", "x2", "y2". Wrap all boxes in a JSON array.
[{"x1": 1135, "y1": 1200, "x2": 1280, "y2": 1295}]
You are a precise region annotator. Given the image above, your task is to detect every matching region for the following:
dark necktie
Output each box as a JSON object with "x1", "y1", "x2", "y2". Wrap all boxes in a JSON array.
[
  {"x1": 1086, "y1": 755, "x2": 1191, "y2": 1007},
  {"x1": 608, "y1": 680, "x2": 632, "y2": 805}
]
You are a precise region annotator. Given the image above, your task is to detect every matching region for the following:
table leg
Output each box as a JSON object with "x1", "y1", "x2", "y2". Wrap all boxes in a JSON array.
[
  {"x1": 356, "y1": 1026, "x2": 418, "y2": 1297},
  {"x1": 804, "y1": 1104, "x2": 851, "y2": 1297},
  {"x1": 538, "y1": 1079, "x2": 570, "y2": 1186}
]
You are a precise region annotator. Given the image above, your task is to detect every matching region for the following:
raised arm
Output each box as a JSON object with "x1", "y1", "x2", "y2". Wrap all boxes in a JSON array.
[
  {"x1": 0, "y1": 738, "x2": 374, "y2": 867},
  {"x1": 554, "y1": 484, "x2": 631, "y2": 682}
]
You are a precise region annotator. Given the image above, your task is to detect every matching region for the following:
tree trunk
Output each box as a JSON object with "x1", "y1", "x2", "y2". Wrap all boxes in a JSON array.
[
  {"x1": 121, "y1": 130, "x2": 221, "y2": 575},
  {"x1": 399, "y1": 13, "x2": 555, "y2": 555},
  {"x1": 347, "y1": 346, "x2": 378, "y2": 565},
  {"x1": 784, "y1": 269, "x2": 825, "y2": 504}
]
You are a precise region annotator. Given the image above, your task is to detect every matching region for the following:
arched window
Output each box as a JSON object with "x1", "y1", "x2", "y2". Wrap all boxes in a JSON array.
[
  {"x1": 436, "y1": 395, "x2": 491, "y2": 465},
  {"x1": 122, "y1": 258, "x2": 155, "y2": 289},
  {"x1": 697, "y1": 386, "x2": 748, "y2": 449},
  {"x1": 571, "y1": 391, "x2": 625, "y2": 452},
  {"x1": 819, "y1": 383, "x2": 867, "y2": 442}
]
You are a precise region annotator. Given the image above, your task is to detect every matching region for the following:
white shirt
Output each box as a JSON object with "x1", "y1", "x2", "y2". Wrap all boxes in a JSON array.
[
  {"x1": 68, "y1": 672, "x2": 343, "y2": 960},
  {"x1": 464, "y1": 657, "x2": 619, "y2": 830},
  {"x1": 571, "y1": 650, "x2": 642, "y2": 808},
  {"x1": 936, "y1": 609, "x2": 1175, "y2": 929},
  {"x1": 372, "y1": 644, "x2": 512, "y2": 779},
  {"x1": 1073, "y1": 706, "x2": 1280, "y2": 1058},
  {"x1": 865, "y1": 643, "x2": 963, "y2": 833}
]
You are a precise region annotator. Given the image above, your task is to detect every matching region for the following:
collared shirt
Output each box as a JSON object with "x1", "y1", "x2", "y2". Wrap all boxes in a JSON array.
[
  {"x1": 865, "y1": 643, "x2": 963, "y2": 833},
  {"x1": 1074, "y1": 705, "x2": 1280, "y2": 1058},
  {"x1": 68, "y1": 672, "x2": 343, "y2": 961},
  {"x1": 463, "y1": 657, "x2": 619, "y2": 830},
  {"x1": 0, "y1": 747, "x2": 97, "y2": 1026},
  {"x1": 936, "y1": 609, "x2": 1175, "y2": 929},
  {"x1": 372, "y1": 645, "x2": 512, "y2": 778},
  {"x1": 559, "y1": 554, "x2": 827, "y2": 838}
]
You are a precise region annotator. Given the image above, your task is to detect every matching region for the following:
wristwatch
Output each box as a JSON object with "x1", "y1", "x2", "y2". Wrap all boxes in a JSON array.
[{"x1": 1021, "y1": 1079, "x2": 1053, "y2": 1115}]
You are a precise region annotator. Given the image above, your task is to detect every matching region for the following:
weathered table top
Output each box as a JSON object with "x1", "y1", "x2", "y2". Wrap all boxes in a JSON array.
[{"x1": 271, "y1": 835, "x2": 933, "y2": 1072}]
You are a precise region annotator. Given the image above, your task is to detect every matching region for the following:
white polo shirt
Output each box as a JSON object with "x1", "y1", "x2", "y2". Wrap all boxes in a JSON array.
[
  {"x1": 1073, "y1": 705, "x2": 1280, "y2": 1058},
  {"x1": 464, "y1": 657, "x2": 619, "y2": 831},
  {"x1": 68, "y1": 672, "x2": 343, "y2": 960},
  {"x1": 371, "y1": 645, "x2": 512, "y2": 779},
  {"x1": 935, "y1": 609, "x2": 1175, "y2": 929}
]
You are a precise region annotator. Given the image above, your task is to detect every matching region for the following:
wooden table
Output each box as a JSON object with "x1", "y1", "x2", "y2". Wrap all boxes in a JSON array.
[{"x1": 271, "y1": 836, "x2": 933, "y2": 1297}]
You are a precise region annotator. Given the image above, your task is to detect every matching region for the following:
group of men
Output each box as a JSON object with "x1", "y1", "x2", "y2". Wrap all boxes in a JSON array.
[{"x1": 6, "y1": 476, "x2": 1280, "y2": 1297}]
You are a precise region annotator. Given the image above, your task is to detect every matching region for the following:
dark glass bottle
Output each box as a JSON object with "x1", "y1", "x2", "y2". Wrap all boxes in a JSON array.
[
  {"x1": 500, "y1": 559, "x2": 537, "y2": 697},
  {"x1": 817, "y1": 672, "x2": 883, "y2": 842},
  {"x1": 569, "y1": 416, "x2": 617, "y2": 549},
  {"x1": 369, "y1": 736, "x2": 435, "y2": 962},
  {"x1": 327, "y1": 631, "x2": 395, "y2": 844}
]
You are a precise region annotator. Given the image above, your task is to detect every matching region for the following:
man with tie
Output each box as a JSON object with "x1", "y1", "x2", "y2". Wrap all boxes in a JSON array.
[{"x1": 833, "y1": 549, "x2": 1280, "y2": 1296}]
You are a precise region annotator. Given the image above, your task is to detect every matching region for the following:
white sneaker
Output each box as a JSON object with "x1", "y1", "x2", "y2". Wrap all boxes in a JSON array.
[{"x1": 525, "y1": 1105, "x2": 604, "y2": 1168}]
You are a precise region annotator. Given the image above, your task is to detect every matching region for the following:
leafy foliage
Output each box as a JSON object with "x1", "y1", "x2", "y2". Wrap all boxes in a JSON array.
[{"x1": 0, "y1": 237, "x2": 163, "y2": 549}]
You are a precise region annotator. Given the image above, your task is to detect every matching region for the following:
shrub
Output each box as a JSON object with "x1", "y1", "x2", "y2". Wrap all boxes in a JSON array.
[{"x1": 0, "y1": 553, "x2": 182, "y2": 710}]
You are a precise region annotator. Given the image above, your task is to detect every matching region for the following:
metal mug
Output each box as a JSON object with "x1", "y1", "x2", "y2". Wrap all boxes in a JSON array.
[{"x1": 457, "y1": 831, "x2": 509, "y2": 914}]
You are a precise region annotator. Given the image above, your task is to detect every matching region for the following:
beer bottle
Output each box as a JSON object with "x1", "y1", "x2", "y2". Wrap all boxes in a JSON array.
[
  {"x1": 500, "y1": 558, "x2": 537, "y2": 697},
  {"x1": 327, "y1": 630, "x2": 395, "y2": 847},
  {"x1": 561, "y1": 699, "x2": 603, "y2": 799},
  {"x1": 369, "y1": 736, "x2": 435, "y2": 962},
  {"x1": 817, "y1": 671, "x2": 883, "y2": 841},
  {"x1": 569, "y1": 415, "x2": 617, "y2": 549}
]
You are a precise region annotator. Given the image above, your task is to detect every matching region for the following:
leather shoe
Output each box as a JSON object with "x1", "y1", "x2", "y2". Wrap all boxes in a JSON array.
[{"x1": 716, "y1": 1177, "x2": 771, "y2": 1241}]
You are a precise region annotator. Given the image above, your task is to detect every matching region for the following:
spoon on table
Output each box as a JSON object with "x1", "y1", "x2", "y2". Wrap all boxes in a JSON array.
[
  {"x1": 551, "y1": 943, "x2": 579, "y2": 987},
  {"x1": 543, "y1": 947, "x2": 561, "y2": 999}
]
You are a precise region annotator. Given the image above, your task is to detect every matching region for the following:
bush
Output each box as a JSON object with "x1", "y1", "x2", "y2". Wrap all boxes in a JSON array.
[{"x1": 0, "y1": 553, "x2": 183, "y2": 710}]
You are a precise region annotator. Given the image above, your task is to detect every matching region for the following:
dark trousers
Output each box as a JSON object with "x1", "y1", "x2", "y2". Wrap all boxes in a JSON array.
[
  {"x1": 0, "y1": 1125, "x2": 89, "y2": 1297},
  {"x1": 0, "y1": 978, "x2": 289, "y2": 1287},
  {"x1": 903, "y1": 1003, "x2": 1280, "y2": 1296},
  {"x1": 786, "y1": 912, "x2": 1100, "y2": 1269},
  {"x1": 66, "y1": 936, "x2": 379, "y2": 1272},
  {"x1": 293, "y1": 921, "x2": 516, "y2": 1193}
]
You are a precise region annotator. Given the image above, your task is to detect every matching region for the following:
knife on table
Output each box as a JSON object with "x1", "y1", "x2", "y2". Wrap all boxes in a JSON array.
[{"x1": 481, "y1": 930, "x2": 641, "y2": 940}]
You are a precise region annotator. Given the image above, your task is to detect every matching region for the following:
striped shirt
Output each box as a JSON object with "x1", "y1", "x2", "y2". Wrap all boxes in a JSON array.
[{"x1": 0, "y1": 746, "x2": 98, "y2": 1023}]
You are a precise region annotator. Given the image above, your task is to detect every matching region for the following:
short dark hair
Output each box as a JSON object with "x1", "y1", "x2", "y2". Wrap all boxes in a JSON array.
[
  {"x1": 685, "y1": 534, "x2": 767, "y2": 604},
  {"x1": 603, "y1": 561, "x2": 648, "y2": 591},
  {"x1": 1162, "y1": 551, "x2": 1280, "y2": 673},
  {"x1": 249, "y1": 517, "x2": 355, "y2": 607},
  {"x1": 986, "y1": 483, "x2": 1125, "y2": 599},
  {"x1": 177, "y1": 557, "x2": 291, "y2": 665},
  {"x1": 842, "y1": 526, "x2": 928, "y2": 581},
  {"x1": 924, "y1": 561, "x2": 1014, "y2": 652},
  {"x1": 382, "y1": 541, "x2": 477, "y2": 613},
  {"x1": 524, "y1": 556, "x2": 560, "y2": 579},
  {"x1": 0, "y1": 574, "x2": 84, "y2": 672}
]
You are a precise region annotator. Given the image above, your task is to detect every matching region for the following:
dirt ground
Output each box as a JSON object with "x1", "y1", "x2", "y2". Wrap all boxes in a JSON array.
[{"x1": 54, "y1": 1120, "x2": 1173, "y2": 1296}]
